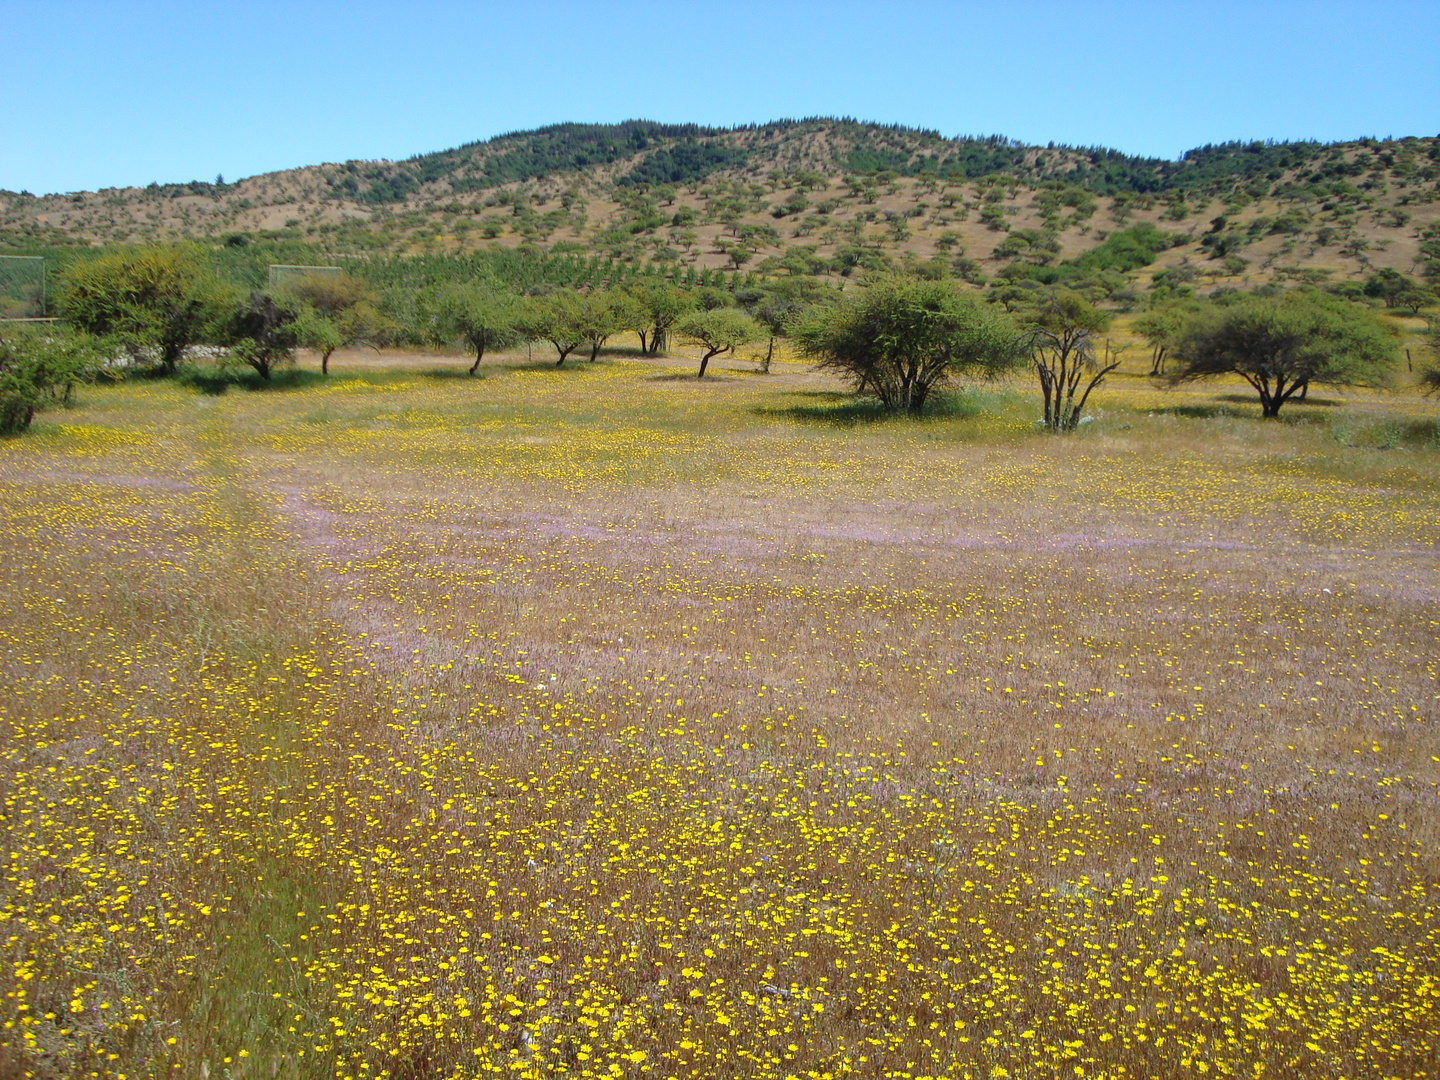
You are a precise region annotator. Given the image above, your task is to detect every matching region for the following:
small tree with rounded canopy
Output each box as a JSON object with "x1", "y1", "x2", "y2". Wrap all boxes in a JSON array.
[
  {"x1": 294, "y1": 310, "x2": 345, "y2": 374},
  {"x1": 224, "y1": 292, "x2": 300, "y2": 381},
  {"x1": 283, "y1": 272, "x2": 392, "y2": 374},
  {"x1": 674, "y1": 308, "x2": 761, "y2": 377},
  {"x1": 428, "y1": 284, "x2": 522, "y2": 374},
  {"x1": 1363, "y1": 269, "x2": 1434, "y2": 316},
  {"x1": 280, "y1": 271, "x2": 374, "y2": 319},
  {"x1": 522, "y1": 291, "x2": 587, "y2": 367},
  {"x1": 1170, "y1": 292, "x2": 1398, "y2": 417},
  {"x1": 1132, "y1": 302, "x2": 1193, "y2": 376},
  {"x1": 294, "y1": 302, "x2": 394, "y2": 374},
  {"x1": 738, "y1": 277, "x2": 829, "y2": 373},
  {"x1": 622, "y1": 282, "x2": 694, "y2": 355},
  {"x1": 0, "y1": 324, "x2": 105, "y2": 433},
  {"x1": 57, "y1": 246, "x2": 224, "y2": 375},
  {"x1": 793, "y1": 275, "x2": 1020, "y2": 413},
  {"x1": 576, "y1": 290, "x2": 631, "y2": 362}
]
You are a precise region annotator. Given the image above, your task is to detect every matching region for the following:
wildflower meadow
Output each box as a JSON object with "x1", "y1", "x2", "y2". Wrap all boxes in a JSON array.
[{"x1": 2, "y1": 350, "x2": 1437, "y2": 1080}]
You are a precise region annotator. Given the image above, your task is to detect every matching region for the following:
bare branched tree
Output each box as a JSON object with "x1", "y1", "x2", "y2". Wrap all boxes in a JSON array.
[{"x1": 1024, "y1": 290, "x2": 1118, "y2": 432}]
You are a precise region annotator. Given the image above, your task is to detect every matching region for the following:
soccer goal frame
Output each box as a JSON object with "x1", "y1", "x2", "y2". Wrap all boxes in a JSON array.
[{"x1": 267, "y1": 264, "x2": 343, "y2": 289}]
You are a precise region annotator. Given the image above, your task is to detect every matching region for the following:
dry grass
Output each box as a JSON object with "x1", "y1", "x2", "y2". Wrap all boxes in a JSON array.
[{"x1": 2, "y1": 353, "x2": 1438, "y2": 1080}]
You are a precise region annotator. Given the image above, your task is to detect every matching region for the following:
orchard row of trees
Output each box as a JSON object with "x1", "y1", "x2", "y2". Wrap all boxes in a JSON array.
[
  {"x1": 1, "y1": 244, "x2": 1430, "y2": 435},
  {"x1": 38, "y1": 246, "x2": 783, "y2": 379}
]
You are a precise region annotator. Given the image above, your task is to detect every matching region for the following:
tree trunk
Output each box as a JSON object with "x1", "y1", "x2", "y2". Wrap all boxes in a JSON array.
[
  {"x1": 323, "y1": 349, "x2": 335, "y2": 375},
  {"x1": 762, "y1": 336, "x2": 774, "y2": 374},
  {"x1": 468, "y1": 344, "x2": 486, "y2": 375},
  {"x1": 698, "y1": 346, "x2": 724, "y2": 378},
  {"x1": 638, "y1": 330, "x2": 650, "y2": 354},
  {"x1": 1067, "y1": 362, "x2": 1121, "y2": 431},
  {"x1": 1036, "y1": 361, "x2": 1056, "y2": 431}
]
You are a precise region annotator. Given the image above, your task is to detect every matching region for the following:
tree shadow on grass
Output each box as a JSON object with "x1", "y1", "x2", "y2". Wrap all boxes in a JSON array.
[
  {"x1": 1148, "y1": 404, "x2": 1245, "y2": 420},
  {"x1": 1213, "y1": 392, "x2": 1342, "y2": 408},
  {"x1": 649, "y1": 371, "x2": 726, "y2": 382},
  {"x1": 420, "y1": 361, "x2": 607, "y2": 383},
  {"x1": 1403, "y1": 417, "x2": 1440, "y2": 448},
  {"x1": 758, "y1": 393, "x2": 888, "y2": 425},
  {"x1": 755, "y1": 390, "x2": 992, "y2": 427},
  {"x1": 1150, "y1": 398, "x2": 1346, "y2": 422},
  {"x1": 177, "y1": 366, "x2": 329, "y2": 395},
  {"x1": 494, "y1": 359, "x2": 604, "y2": 374},
  {"x1": 416, "y1": 366, "x2": 483, "y2": 381},
  {"x1": 131, "y1": 364, "x2": 180, "y2": 384}
]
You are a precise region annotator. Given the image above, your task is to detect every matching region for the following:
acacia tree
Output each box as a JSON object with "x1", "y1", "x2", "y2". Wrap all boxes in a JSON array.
[
  {"x1": 428, "y1": 284, "x2": 522, "y2": 374},
  {"x1": 1132, "y1": 302, "x2": 1191, "y2": 376},
  {"x1": 0, "y1": 324, "x2": 103, "y2": 433},
  {"x1": 674, "y1": 308, "x2": 761, "y2": 377},
  {"x1": 576, "y1": 290, "x2": 630, "y2": 362},
  {"x1": 225, "y1": 292, "x2": 300, "y2": 381},
  {"x1": 284, "y1": 272, "x2": 392, "y2": 374},
  {"x1": 57, "y1": 246, "x2": 224, "y2": 375},
  {"x1": 1364, "y1": 269, "x2": 1435, "y2": 316},
  {"x1": 1023, "y1": 290, "x2": 1117, "y2": 432},
  {"x1": 294, "y1": 300, "x2": 394, "y2": 374},
  {"x1": 294, "y1": 310, "x2": 344, "y2": 373},
  {"x1": 623, "y1": 282, "x2": 694, "y2": 355},
  {"x1": 793, "y1": 275, "x2": 1020, "y2": 413},
  {"x1": 723, "y1": 243, "x2": 755, "y2": 271},
  {"x1": 523, "y1": 291, "x2": 587, "y2": 366},
  {"x1": 1170, "y1": 292, "x2": 1397, "y2": 417},
  {"x1": 740, "y1": 277, "x2": 829, "y2": 373}
]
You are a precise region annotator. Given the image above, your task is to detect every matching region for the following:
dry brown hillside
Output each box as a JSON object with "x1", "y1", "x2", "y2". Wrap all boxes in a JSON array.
[{"x1": 4, "y1": 120, "x2": 1438, "y2": 293}]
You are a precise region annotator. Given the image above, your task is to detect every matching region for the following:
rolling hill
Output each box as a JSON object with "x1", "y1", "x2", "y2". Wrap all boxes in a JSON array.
[{"x1": 4, "y1": 118, "x2": 1438, "y2": 296}]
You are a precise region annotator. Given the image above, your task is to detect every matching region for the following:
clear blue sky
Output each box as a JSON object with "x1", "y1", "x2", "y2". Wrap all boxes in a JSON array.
[{"x1": 4, "y1": 0, "x2": 1437, "y2": 195}]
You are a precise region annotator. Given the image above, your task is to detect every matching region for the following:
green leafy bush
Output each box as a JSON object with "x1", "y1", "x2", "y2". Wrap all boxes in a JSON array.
[{"x1": 0, "y1": 324, "x2": 104, "y2": 433}]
